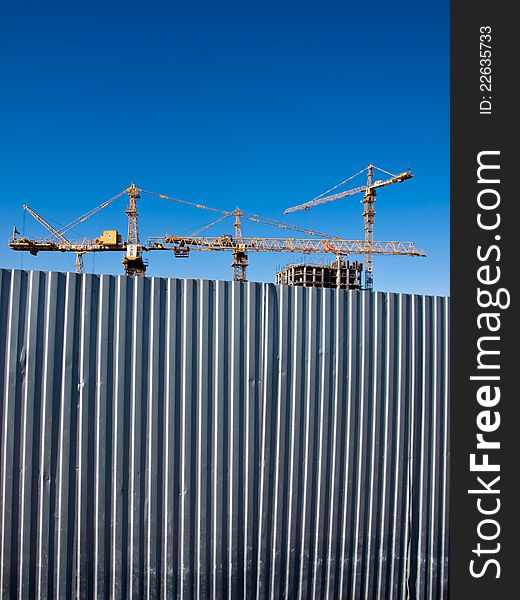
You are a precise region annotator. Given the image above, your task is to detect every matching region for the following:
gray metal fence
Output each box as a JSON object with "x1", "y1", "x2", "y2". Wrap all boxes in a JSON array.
[{"x1": 0, "y1": 268, "x2": 449, "y2": 599}]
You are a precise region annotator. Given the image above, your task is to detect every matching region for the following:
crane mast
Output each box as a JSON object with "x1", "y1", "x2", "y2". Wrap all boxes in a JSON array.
[
  {"x1": 122, "y1": 184, "x2": 146, "y2": 276},
  {"x1": 363, "y1": 165, "x2": 376, "y2": 290},
  {"x1": 125, "y1": 184, "x2": 140, "y2": 245},
  {"x1": 232, "y1": 208, "x2": 248, "y2": 282}
]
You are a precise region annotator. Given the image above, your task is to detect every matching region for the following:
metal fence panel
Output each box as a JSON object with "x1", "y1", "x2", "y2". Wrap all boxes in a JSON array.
[{"x1": 0, "y1": 269, "x2": 449, "y2": 599}]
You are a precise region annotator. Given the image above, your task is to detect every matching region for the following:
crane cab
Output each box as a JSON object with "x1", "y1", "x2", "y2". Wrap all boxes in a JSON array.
[{"x1": 122, "y1": 244, "x2": 146, "y2": 276}]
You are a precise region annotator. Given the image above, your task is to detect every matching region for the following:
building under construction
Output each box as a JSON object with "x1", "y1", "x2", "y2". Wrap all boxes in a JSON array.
[{"x1": 275, "y1": 257, "x2": 363, "y2": 290}]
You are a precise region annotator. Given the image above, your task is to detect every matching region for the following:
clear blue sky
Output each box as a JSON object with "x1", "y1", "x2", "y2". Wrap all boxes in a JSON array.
[{"x1": 0, "y1": 0, "x2": 449, "y2": 295}]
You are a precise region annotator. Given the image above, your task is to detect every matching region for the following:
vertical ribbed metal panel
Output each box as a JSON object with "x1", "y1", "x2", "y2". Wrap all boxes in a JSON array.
[{"x1": 0, "y1": 268, "x2": 449, "y2": 599}]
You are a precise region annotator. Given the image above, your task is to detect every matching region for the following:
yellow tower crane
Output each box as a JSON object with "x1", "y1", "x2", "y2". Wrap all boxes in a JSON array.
[{"x1": 284, "y1": 164, "x2": 414, "y2": 290}]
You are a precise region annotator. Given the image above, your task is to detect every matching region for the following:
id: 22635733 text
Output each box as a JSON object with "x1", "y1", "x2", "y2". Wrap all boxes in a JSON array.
[{"x1": 480, "y1": 26, "x2": 493, "y2": 115}]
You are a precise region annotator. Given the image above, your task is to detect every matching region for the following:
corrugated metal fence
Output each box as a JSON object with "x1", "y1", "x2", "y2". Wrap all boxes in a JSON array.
[{"x1": 0, "y1": 268, "x2": 449, "y2": 599}]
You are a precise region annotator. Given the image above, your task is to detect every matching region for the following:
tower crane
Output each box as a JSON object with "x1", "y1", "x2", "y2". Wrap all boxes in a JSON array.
[
  {"x1": 284, "y1": 164, "x2": 414, "y2": 290},
  {"x1": 9, "y1": 182, "x2": 425, "y2": 283},
  {"x1": 146, "y1": 208, "x2": 424, "y2": 282}
]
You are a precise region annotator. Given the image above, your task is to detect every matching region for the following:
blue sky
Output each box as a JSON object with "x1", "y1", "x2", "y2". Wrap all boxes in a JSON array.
[{"x1": 0, "y1": 0, "x2": 449, "y2": 295}]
